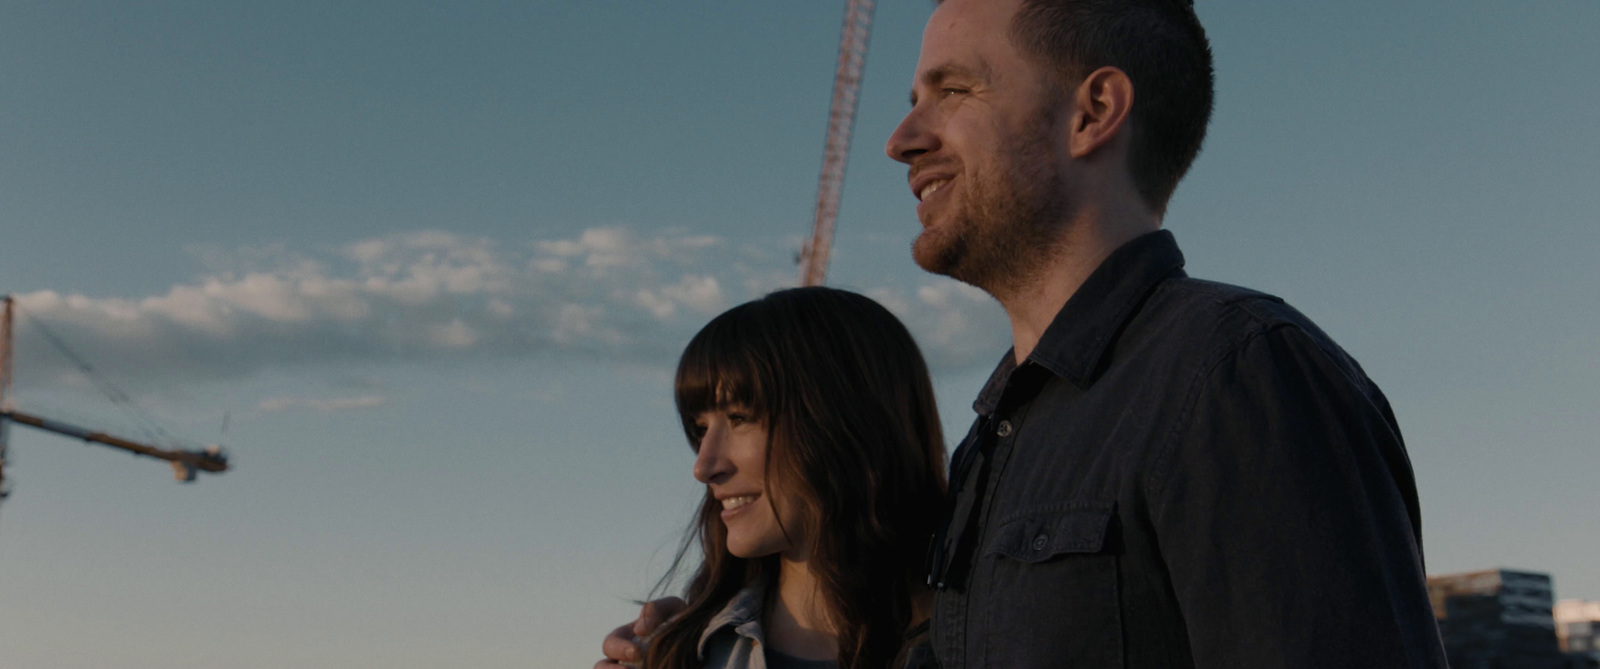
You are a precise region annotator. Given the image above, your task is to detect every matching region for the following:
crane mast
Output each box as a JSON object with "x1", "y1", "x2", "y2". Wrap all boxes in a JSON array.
[
  {"x1": 1, "y1": 296, "x2": 12, "y2": 500},
  {"x1": 799, "y1": 0, "x2": 875, "y2": 287}
]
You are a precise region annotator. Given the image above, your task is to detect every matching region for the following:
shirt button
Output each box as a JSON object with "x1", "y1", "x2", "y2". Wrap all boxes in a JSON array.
[
  {"x1": 996, "y1": 420, "x2": 1013, "y2": 437},
  {"x1": 1032, "y1": 534, "x2": 1049, "y2": 550}
]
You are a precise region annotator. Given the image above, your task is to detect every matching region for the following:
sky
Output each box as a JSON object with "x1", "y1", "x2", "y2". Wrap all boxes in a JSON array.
[{"x1": 0, "y1": 1, "x2": 1596, "y2": 667}]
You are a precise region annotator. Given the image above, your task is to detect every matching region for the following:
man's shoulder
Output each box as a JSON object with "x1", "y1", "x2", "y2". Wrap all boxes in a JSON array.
[
  {"x1": 1139, "y1": 275, "x2": 1373, "y2": 389},
  {"x1": 1147, "y1": 275, "x2": 1293, "y2": 330},
  {"x1": 1157, "y1": 276, "x2": 1286, "y2": 320},
  {"x1": 1141, "y1": 276, "x2": 1351, "y2": 366}
]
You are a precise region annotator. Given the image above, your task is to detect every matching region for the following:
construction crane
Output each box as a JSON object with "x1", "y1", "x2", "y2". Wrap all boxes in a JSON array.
[
  {"x1": 0, "y1": 295, "x2": 229, "y2": 505},
  {"x1": 798, "y1": 0, "x2": 875, "y2": 287}
]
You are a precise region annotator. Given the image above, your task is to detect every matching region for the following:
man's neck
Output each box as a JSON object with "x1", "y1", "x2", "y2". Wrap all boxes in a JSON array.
[
  {"x1": 765, "y1": 554, "x2": 837, "y2": 661},
  {"x1": 999, "y1": 208, "x2": 1159, "y2": 363}
]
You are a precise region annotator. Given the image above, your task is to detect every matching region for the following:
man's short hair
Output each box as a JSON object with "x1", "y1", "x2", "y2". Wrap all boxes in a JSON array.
[{"x1": 1006, "y1": 0, "x2": 1215, "y2": 212}]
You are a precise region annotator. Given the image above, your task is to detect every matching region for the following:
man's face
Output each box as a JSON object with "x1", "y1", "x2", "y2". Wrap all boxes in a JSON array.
[{"x1": 886, "y1": 0, "x2": 1074, "y2": 293}]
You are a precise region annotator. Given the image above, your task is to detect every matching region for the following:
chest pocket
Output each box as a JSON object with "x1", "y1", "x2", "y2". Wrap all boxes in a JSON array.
[
  {"x1": 985, "y1": 499, "x2": 1114, "y2": 562},
  {"x1": 978, "y1": 500, "x2": 1122, "y2": 667}
]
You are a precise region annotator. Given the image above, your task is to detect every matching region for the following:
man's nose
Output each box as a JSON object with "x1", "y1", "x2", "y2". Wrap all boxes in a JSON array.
[
  {"x1": 692, "y1": 426, "x2": 730, "y2": 484},
  {"x1": 886, "y1": 106, "x2": 936, "y2": 164}
]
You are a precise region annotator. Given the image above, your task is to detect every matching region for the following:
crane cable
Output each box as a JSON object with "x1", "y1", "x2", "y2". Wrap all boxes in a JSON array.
[{"x1": 10, "y1": 302, "x2": 181, "y2": 449}]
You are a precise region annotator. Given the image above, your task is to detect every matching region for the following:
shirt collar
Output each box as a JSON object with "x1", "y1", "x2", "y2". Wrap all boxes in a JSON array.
[
  {"x1": 695, "y1": 580, "x2": 767, "y2": 660},
  {"x1": 973, "y1": 229, "x2": 1186, "y2": 415}
]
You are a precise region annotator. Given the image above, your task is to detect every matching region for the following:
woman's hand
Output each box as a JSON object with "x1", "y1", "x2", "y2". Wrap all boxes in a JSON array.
[{"x1": 594, "y1": 597, "x2": 685, "y2": 668}]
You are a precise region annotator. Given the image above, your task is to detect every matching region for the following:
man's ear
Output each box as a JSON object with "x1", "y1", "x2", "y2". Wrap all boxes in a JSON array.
[{"x1": 1068, "y1": 66, "x2": 1135, "y2": 159}]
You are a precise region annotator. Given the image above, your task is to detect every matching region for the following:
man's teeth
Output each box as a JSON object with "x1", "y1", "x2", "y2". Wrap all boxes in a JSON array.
[
  {"x1": 919, "y1": 179, "x2": 949, "y2": 200},
  {"x1": 721, "y1": 495, "x2": 757, "y2": 511}
]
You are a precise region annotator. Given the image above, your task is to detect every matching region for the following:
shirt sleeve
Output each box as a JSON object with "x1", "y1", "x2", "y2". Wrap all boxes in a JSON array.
[{"x1": 1151, "y1": 324, "x2": 1447, "y2": 668}]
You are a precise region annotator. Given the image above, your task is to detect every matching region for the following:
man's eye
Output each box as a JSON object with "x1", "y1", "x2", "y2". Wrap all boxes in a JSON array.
[{"x1": 942, "y1": 87, "x2": 968, "y2": 97}]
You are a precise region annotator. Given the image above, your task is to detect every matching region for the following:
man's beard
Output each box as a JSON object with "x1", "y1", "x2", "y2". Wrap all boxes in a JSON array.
[{"x1": 911, "y1": 130, "x2": 1069, "y2": 300}]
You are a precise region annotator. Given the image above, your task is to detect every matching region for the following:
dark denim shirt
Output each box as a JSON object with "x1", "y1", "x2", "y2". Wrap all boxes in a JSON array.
[{"x1": 927, "y1": 231, "x2": 1448, "y2": 668}]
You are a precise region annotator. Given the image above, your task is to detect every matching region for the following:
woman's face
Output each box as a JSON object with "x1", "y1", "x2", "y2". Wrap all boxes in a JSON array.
[{"x1": 691, "y1": 407, "x2": 808, "y2": 560}]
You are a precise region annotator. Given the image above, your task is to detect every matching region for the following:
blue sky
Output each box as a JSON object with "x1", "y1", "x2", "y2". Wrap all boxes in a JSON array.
[{"x1": 0, "y1": 1, "x2": 1596, "y2": 667}]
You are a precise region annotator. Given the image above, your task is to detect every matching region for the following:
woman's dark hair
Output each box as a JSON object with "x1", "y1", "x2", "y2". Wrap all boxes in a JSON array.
[{"x1": 644, "y1": 286, "x2": 947, "y2": 669}]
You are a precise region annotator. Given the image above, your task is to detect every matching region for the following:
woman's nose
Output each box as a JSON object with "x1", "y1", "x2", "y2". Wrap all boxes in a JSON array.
[{"x1": 692, "y1": 425, "x2": 730, "y2": 484}]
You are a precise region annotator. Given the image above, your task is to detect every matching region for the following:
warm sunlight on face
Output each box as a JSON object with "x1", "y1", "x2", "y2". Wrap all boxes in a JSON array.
[
  {"x1": 885, "y1": 0, "x2": 1074, "y2": 291},
  {"x1": 691, "y1": 407, "x2": 808, "y2": 560}
]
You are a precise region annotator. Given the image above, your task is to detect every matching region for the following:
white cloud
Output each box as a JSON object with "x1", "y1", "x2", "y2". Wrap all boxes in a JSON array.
[
  {"x1": 634, "y1": 275, "x2": 724, "y2": 320},
  {"x1": 8, "y1": 227, "x2": 1009, "y2": 390},
  {"x1": 258, "y1": 395, "x2": 386, "y2": 413},
  {"x1": 868, "y1": 280, "x2": 1010, "y2": 369}
]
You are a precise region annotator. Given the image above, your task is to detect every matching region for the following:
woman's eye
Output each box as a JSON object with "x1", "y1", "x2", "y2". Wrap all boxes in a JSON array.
[{"x1": 726, "y1": 412, "x2": 749, "y2": 426}]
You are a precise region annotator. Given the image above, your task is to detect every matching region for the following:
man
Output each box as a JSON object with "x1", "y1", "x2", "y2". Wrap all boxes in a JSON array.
[{"x1": 603, "y1": 0, "x2": 1447, "y2": 666}]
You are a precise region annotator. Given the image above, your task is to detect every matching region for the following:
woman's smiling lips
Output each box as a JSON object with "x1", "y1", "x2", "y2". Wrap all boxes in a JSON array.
[{"x1": 717, "y1": 493, "x2": 760, "y2": 521}]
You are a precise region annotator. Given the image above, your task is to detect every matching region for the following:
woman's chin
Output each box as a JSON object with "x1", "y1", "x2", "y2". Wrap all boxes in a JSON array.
[{"x1": 725, "y1": 538, "x2": 789, "y2": 560}]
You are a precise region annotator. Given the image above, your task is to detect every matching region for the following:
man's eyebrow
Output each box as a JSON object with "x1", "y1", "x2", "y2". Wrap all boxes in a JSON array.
[{"x1": 909, "y1": 63, "x2": 989, "y2": 105}]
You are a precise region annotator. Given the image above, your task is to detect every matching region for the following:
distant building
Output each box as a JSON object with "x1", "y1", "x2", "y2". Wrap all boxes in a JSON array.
[
  {"x1": 1427, "y1": 569, "x2": 1569, "y2": 669},
  {"x1": 1556, "y1": 599, "x2": 1600, "y2": 667}
]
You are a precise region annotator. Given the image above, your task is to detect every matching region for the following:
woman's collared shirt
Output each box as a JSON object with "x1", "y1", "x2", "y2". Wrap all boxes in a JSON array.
[{"x1": 695, "y1": 584, "x2": 837, "y2": 669}]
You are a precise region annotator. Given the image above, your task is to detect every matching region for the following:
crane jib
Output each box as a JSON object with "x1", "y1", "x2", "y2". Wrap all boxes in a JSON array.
[
  {"x1": 0, "y1": 294, "x2": 229, "y2": 500},
  {"x1": 0, "y1": 409, "x2": 228, "y2": 475}
]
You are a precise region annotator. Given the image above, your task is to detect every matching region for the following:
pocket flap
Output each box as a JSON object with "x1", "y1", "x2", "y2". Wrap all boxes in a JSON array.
[{"x1": 985, "y1": 500, "x2": 1115, "y2": 563}]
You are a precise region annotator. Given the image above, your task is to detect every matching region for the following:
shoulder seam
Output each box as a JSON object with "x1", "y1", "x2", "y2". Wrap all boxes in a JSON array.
[{"x1": 1145, "y1": 320, "x2": 1293, "y2": 521}]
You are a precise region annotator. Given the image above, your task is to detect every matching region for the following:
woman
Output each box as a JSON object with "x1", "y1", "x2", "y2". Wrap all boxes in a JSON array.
[{"x1": 642, "y1": 287, "x2": 947, "y2": 669}]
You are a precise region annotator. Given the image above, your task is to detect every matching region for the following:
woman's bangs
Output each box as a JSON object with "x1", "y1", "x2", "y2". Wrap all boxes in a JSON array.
[{"x1": 673, "y1": 314, "x2": 765, "y2": 440}]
